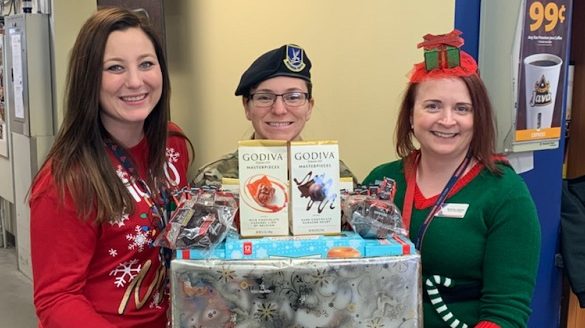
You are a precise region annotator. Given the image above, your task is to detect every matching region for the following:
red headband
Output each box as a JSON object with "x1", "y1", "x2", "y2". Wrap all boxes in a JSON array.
[{"x1": 409, "y1": 29, "x2": 478, "y2": 83}]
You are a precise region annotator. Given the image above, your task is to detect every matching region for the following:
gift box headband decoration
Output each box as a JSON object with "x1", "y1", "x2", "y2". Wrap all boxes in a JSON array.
[{"x1": 409, "y1": 29, "x2": 478, "y2": 83}]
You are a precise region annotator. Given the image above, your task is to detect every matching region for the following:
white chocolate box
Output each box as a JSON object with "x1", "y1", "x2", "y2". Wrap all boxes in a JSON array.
[
  {"x1": 238, "y1": 140, "x2": 289, "y2": 237},
  {"x1": 289, "y1": 141, "x2": 341, "y2": 235}
]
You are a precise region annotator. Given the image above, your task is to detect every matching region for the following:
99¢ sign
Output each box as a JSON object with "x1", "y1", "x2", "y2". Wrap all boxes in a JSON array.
[{"x1": 529, "y1": 1, "x2": 567, "y2": 32}]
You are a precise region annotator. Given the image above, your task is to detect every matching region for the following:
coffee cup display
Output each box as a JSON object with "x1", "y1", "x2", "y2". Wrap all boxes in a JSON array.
[{"x1": 523, "y1": 53, "x2": 563, "y2": 130}]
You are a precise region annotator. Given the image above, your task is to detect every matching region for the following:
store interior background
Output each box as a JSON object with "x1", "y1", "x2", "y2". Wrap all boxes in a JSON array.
[{"x1": 0, "y1": 0, "x2": 582, "y2": 327}]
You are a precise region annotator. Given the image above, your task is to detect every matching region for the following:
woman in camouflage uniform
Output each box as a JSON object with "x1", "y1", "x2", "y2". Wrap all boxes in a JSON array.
[{"x1": 193, "y1": 44, "x2": 356, "y2": 187}]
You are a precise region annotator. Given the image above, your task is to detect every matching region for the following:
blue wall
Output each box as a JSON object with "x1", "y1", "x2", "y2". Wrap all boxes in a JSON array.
[{"x1": 455, "y1": 1, "x2": 564, "y2": 327}]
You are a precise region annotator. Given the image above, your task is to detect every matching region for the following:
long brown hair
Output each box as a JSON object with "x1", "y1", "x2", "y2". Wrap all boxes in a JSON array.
[
  {"x1": 395, "y1": 74, "x2": 499, "y2": 173},
  {"x1": 31, "y1": 7, "x2": 177, "y2": 222}
]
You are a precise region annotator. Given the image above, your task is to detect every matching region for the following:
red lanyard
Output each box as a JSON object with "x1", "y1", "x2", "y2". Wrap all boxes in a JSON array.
[
  {"x1": 402, "y1": 152, "x2": 472, "y2": 250},
  {"x1": 104, "y1": 138, "x2": 168, "y2": 230}
]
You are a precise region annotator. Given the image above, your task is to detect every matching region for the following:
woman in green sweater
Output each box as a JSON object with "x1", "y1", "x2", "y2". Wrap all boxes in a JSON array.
[{"x1": 363, "y1": 30, "x2": 541, "y2": 328}]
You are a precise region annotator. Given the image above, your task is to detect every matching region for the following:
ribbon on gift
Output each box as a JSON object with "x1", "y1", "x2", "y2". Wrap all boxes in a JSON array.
[
  {"x1": 417, "y1": 29, "x2": 464, "y2": 71},
  {"x1": 408, "y1": 29, "x2": 477, "y2": 83}
]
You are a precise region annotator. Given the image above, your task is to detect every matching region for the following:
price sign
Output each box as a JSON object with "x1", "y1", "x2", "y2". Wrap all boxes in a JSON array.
[
  {"x1": 529, "y1": 1, "x2": 567, "y2": 32},
  {"x1": 515, "y1": 0, "x2": 571, "y2": 143}
]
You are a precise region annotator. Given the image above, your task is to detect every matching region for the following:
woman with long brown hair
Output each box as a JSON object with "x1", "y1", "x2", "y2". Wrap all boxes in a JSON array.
[{"x1": 29, "y1": 7, "x2": 192, "y2": 327}]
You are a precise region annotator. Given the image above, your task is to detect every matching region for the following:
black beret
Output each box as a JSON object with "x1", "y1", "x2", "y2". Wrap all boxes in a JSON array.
[{"x1": 235, "y1": 44, "x2": 312, "y2": 96}]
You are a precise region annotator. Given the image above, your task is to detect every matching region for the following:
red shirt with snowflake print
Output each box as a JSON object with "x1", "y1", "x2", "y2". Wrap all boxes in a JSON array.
[{"x1": 30, "y1": 123, "x2": 190, "y2": 328}]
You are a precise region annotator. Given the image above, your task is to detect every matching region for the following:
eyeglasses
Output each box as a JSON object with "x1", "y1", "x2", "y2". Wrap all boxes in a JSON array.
[{"x1": 249, "y1": 92, "x2": 309, "y2": 107}]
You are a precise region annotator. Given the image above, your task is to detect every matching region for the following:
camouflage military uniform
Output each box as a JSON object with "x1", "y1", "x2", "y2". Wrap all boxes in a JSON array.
[{"x1": 192, "y1": 149, "x2": 358, "y2": 188}]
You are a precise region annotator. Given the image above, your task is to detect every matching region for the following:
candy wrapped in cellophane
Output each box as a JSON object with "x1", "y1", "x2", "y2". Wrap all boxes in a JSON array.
[
  {"x1": 342, "y1": 178, "x2": 408, "y2": 239},
  {"x1": 154, "y1": 187, "x2": 238, "y2": 252}
]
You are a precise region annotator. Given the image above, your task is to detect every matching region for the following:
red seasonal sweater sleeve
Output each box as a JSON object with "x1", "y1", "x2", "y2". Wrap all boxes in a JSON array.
[
  {"x1": 30, "y1": 170, "x2": 116, "y2": 328},
  {"x1": 167, "y1": 121, "x2": 191, "y2": 188}
]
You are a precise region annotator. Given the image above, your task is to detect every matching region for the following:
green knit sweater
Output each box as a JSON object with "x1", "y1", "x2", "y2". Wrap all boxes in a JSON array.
[{"x1": 363, "y1": 157, "x2": 541, "y2": 328}]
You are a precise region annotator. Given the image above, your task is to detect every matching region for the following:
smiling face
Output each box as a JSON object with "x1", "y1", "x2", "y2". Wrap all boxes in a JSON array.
[
  {"x1": 99, "y1": 27, "x2": 162, "y2": 143},
  {"x1": 244, "y1": 76, "x2": 313, "y2": 141},
  {"x1": 411, "y1": 77, "x2": 474, "y2": 161}
]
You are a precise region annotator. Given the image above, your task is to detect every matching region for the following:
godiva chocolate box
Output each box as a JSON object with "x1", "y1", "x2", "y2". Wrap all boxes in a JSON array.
[
  {"x1": 289, "y1": 140, "x2": 341, "y2": 235},
  {"x1": 171, "y1": 254, "x2": 421, "y2": 327},
  {"x1": 238, "y1": 140, "x2": 289, "y2": 237}
]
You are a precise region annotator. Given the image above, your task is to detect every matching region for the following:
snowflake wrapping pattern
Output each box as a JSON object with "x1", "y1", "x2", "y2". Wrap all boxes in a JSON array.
[{"x1": 171, "y1": 255, "x2": 422, "y2": 327}]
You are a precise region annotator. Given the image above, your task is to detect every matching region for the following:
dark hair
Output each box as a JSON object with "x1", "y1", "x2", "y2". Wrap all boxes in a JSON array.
[
  {"x1": 395, "y1": 74, "x2": 499, "y2": 173},
  {"x1": 31, "y1": 7, "x2": 174, "y2": 222}
]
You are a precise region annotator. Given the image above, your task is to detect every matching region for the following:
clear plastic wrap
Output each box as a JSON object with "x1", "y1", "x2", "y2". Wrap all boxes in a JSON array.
[
  {"x1": 342, "y1": 178, "x2": 408, "y2": 238},
  {"x1": 154, "y1": 188, "x2": 238, "y2": 251}
]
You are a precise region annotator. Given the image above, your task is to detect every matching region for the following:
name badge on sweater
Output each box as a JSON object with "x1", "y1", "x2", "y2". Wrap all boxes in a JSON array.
[{"x1": 436, "y1": 203, "x2": 469, "y2": 218}]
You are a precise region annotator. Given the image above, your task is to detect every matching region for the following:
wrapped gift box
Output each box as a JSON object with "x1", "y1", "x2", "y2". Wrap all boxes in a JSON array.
[
  {"x1": 175, "y1": 232, "x2": 416, "y2": 260},
  {"x1": 171, "y1": 255, "x2": 421, "y2": 327},
  {"x1": 176, "y1": 243, "x2": 226, "y2": 260},
  {"x1": 363, "y1": 233, "x2": 414, "y2": 256},
  {"x1": 225, "y1": 231, "x2": 364, "y2": 259},
  {"x1": 423, "y1": 46, "x2": 460, "y2": 70}
]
